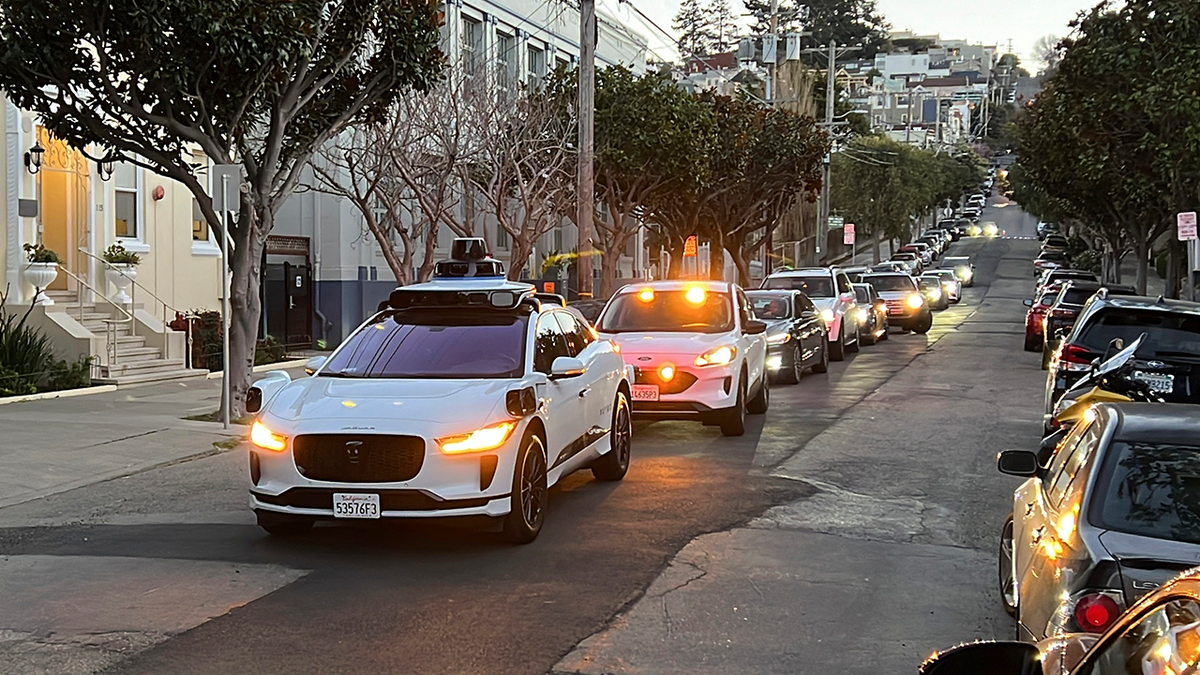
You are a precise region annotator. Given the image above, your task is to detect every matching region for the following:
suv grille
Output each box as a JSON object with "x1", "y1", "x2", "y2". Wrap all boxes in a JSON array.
[{"x1": 293, "y1": 434, "x2": 425, "y2": 483}]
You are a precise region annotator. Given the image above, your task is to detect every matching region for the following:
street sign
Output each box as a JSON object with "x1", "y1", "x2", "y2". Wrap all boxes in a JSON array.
[
  {"x1": 212, "y1": 164, "x2": 242, "y2": 214},
  {"x1": 1179, "y1": 212, "x2": 1198, "y2": 241},
  {"x1": 828, "y1": 216, "x2": 844, "y2": 229},
  {"x1": 683, "y1": 235, "x2": 698, "y2": 257},
  {"x1": 843, "y1": 223, "x2": 856, "y2": 246}
]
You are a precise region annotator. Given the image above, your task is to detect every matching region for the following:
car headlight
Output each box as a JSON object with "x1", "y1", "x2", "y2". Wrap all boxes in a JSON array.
[
  {"x1": 695, "y1": 345, "x2": 737, "y2": 367},
  {"x1": 819, "y1": 308, "x2": 835, "y2": 324},
  {"x1": 906, "y1": 293, "x2": 925, "y2": 309},
  {"x1": 438, "y1": 421, "x2": 517, "y2": 455},
  {"x1": 961, "y1": 268, "x2": 973, "y2": 280},
  {"x1": 926, "y1": 288, "x2": 943, "y2": 300},
  {"x1": 767, "y1": 332, "x2": 792, "y2": 345},
  {"x1": 250, "y1": 420, "x2": 288, "y2": 452},
  {"x1": 942, "y1": 281, "x2": 955, "y2": 292},
  {"x1": 856, "y1": 308, "x2": 869, "y2": 322}
]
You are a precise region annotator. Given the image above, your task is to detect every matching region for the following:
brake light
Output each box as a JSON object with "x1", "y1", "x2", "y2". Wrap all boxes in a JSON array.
[
  {"x1": 1058, "y1": 343, "x2": 1093, "y2": 370},
  {"x1": 1074, "y1": 593, "x2": 1121, "y2": 633}
]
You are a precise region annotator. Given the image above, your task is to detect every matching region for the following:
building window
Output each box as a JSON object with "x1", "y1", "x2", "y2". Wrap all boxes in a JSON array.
[
  {"x1": 497, "y1": 32, "x2": 517, "y2": 92},
  {"x1": 462, "y1": 17, "x2": 482, "y2": 73},
  {"x1": 114, "y1": 162, "x2": 139, "y2": 239},
  {"x1": 496, "y1": 225, "x2": 509, "y2": 250},
  {"x1": 191, "y1": 152, "x2": 210, "y2": 242},
  {"x1": 527, "y1": 45, "x2": 545, "y2": 88}
]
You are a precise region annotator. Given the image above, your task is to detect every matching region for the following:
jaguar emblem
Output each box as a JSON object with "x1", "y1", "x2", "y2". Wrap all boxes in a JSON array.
[{"x1": 345, "y1": 440, "x2": 364, "y2": 464}]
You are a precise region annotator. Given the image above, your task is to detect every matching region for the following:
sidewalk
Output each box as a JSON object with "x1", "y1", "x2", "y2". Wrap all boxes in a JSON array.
[{"x1": 0, "y1": 369, "x2": 301, "y2": 510}]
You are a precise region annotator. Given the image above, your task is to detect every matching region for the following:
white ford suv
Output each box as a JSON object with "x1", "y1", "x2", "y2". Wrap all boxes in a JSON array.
[
  {"x1": 245, "y1": 239, "x2": 633, "y2": 544},
  {"x1": 761, "y1": 268, "x2": 860, "y2": 360},
  {"x1": 595, "y1": 281, "x2": 768, "y2": 437}
]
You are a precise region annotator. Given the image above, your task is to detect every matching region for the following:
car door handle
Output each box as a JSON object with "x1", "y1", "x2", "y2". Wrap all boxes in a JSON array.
[{"x1": 578, "y1": 387, "x2": 590, "y2": 398}]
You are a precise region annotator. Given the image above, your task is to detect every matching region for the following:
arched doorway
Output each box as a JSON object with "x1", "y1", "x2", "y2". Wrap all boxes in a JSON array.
[{"x1": 35, "y1": 128, "x2": 91, "y2": 292}]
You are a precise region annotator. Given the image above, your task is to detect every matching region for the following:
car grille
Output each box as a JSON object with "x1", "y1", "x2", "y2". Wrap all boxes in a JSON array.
[
  {"x1": 634, "y1": 367, "x2": 698, "y2": 394},
  {"x1": 292, "y1": 434, "x2": 425, "y2": 483}
]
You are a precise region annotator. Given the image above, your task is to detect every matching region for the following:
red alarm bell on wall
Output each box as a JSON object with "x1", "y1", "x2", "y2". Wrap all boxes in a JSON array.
[{"x1": 152, "y1": 185, "x2": 165, "y2": 201}]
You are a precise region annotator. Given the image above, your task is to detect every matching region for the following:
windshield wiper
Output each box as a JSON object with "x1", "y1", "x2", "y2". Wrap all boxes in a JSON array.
[{"x1": 318, "y1": 371, "x2": 363, "y2": 378}]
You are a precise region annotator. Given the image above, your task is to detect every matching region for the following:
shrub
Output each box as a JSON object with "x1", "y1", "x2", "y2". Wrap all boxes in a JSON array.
[
  {"x1": 0, "y1": 290, "x2": 55, "y2": 395},
  {"x1": 102, "y1": 242, "x2": 142, "y2": 266},
  {"x1": 183, "y1": 310, "x2": 291, "y2": 371},
  {"x1": 22, "y1": 243, "x2": 60, "y2": 264},
  {"x1": 1071, "y1": 249, "x2": 1103, "y2": 274},
  {"x1": 47, "y1": 355, "x2": 94, "y2": 391}
]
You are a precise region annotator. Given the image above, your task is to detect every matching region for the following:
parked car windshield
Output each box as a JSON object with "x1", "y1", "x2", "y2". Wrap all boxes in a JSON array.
[
  {"x1": 598, "y1": 290, "x2": 734, "y2": 334},
  {"x1": 862, "y1": 275, "x2": 915, "y2": 292},
  {"x1": 1061, "y1": 288, "x2": 1098, "y2": 305},
  {"x1": 1091, "y1": 442, "x2": 1200, "y2": 545},
  {"x1": 747, "y1": 293, "x2": 791, "y2": 320},
  {"x1": 1077, "y1": 309, "x2": 1200, "y2": 357},
  {"x1": 762, "y1": 276, "x2": 834, "y2": 298},
  {"x1": 321, "y1": 310, "x2": 527, "y2": 379}
]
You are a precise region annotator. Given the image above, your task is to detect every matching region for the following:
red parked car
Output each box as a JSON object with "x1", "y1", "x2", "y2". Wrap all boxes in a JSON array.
[{"x1": 1023, "y1": 282, "x2": 1063, "y2": 352}]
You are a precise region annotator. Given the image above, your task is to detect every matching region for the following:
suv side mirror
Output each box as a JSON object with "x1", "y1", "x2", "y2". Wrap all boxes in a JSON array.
[
  {"x1": 920, "y1": 641, "x2": 1042, "y2": 675},
  {"x1": 998, "y1": 449, "x2": 1042, "y2": 477},
  {"x1": 799, "y1": 310, "x2": 817, "y2": 320},
  {"x1": 1023, "y1": 299, "x2": 1034, "y2": 307},
  {"x1": 744, "y1": 319, "x2": 768, "y2": 335},
  {"x1": 304, "y1": 356, "x2": 328, "y2": 376},
  {"x1": 550, "y1": 356, "x2": 586, "y2": 380}
]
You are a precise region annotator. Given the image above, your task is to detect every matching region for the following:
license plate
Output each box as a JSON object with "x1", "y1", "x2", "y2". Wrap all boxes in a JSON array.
[
  {"x1": 1134, "y1": 371, "x2": 1175, "y2": 393},
  {"x1": 333, "y1": 493, "x2": 380, "y2": 519},
  {"x1": 888, "y1": 308, "x2": 902, "y2": 315},
  {"x1": 631, "y1": 384, "x2": 660, "y2": 402}
]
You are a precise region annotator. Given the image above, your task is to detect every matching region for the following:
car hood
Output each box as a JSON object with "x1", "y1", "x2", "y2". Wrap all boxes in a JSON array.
[
  {"x1": 264, "y1": 376, "x2": 508, "y2": 426},
  {"x1": 602, "y1": 331, "x2": 735, "y2": 359},
  {"x1": 1098, "y1": 530, "x2": 1200, "y2": 603},
  {"x1": 875, "y1": 290, "x2": 917, "y2": 300}
]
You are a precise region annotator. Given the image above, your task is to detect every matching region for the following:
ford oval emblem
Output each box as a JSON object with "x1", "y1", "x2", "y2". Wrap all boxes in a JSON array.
[
  {"x1": 637, "y1": 356, "x2": 652, "y2": 362},
  {"x1": 1147, "y1": 361, "x2": 1166, "y2": 369}
]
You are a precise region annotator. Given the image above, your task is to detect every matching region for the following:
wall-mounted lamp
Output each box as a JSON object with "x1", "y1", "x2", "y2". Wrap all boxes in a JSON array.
[
  {"x1": 98, "y1": 156, "x2": 116, "y2": 182},
  {"x1": 24, "y1": 143, "x2": 45, "y2": 175}
]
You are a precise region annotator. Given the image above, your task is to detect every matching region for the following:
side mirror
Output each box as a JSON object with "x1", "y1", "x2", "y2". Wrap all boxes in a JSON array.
[
  {"x1": 998, "y1": 449, "x2": 1042, "y2": 477},
  {"x1": 246, "y1": 370, "x2": 291, "y2": 413},
  {"x1": 245, "y1": 386, "x2": 263, "y2": 414},
  {"x1": 799, "y1": 310, "x2": 818, "y2": 320},
  {"x1": 920, "y1": 641, "x2": 1042, "y2": 675},
  {"x1": 1023, "y1": 299, "x2": 1034, "y2": 307},
  {"x1": 1054, "y1": 328, "x2": 1067, "y2": 340},
  {"x1": 505, "y1": 386, "x2": 539, "y2": 416},
  {"x1": 744, "y1": 319, "x2": 768, "y2": 335},
  {"x1": 304, "y1": 356, "x2": 328, "y2": 376},
  {"x1": 550, "y1": 356, "x2": 586, "y2": 380}
]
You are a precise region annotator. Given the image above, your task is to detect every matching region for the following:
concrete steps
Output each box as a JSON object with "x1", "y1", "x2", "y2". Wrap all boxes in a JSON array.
[{"x1": 93, "y1": 368, "x2": 210, "y2": 386}]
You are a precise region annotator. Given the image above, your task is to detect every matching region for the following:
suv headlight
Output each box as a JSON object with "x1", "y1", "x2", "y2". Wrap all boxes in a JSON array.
[
  {"x1": 906, "y1": 293, "x2": 925, "y2": 309},
  {"x1": 819, "y1": 308, "x2": 835, "y2": 324},
  {"x1": 695, "y1": 345, "x2": 737, "y2": 367},
  {"x1": 250, "y1": 421, "x2": 288, "y2": 452},
  {"x1": 439, "y1": 421, "x2": 516, "y2": 454}
]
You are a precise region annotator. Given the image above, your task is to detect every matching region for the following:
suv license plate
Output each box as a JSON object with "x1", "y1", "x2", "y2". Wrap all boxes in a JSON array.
[
  {"x1": 1134, "y1": 371, "x2": 1174, "y2": 394},
  {"x1": 631, "y1": 385, "x2": 660, "y2": 402},
  {"x1": 333, "y1": 493, "x2": 380, "y2": 519}
]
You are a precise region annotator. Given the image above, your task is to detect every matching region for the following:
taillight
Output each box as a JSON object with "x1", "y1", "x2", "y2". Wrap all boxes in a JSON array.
[
  {"x1": 1074, "y1": 593, "x2": 1122, "y2": 633},
  {"x1": 1057, "y1": 343, "x2": 1094, "y2": 372}
]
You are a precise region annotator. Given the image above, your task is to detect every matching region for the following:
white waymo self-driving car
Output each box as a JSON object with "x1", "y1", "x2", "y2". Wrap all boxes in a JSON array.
[{"x1": 246, "y1": 239, "x2": 634, "y2": 543}]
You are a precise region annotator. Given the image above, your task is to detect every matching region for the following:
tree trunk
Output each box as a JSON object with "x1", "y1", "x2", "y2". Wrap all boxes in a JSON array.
[
  {"x1": 870, "y1": 232, "x2": 881, "y2": 264},
  {"x1": 1166, "y1": 240, "x2": 1182, "y2": 299},
  {"x1": 225, "y1": 206, "x2": 268, "y2": 419},
  {"x1": 1134, "y1": 233, "x2": 1149, "y2": 296},
  {"x1": 709, "y1": 242, "x2": 726, "y2": 281},
  {"x1": 508, "y1": 238, "x2": 529, "y2": 281},
  {"x1": 599, "y1": 250, "x2": 619, "y2": 298},
  {"x1": 417, "y1": 223, "x2": 439, "y2": 282},
  {"x1": 728, "y1": 246, "x2": 751, "y2": 286}
]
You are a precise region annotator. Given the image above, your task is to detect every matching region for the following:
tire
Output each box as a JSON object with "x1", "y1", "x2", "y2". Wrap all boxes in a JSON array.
[
  {"x1": 828, "y1": 326, "x2": 846, "y2": 361},
  {"x1": 778, "y1": 344, "x2": 801, "y2": 384},
  {"x1": 719, "y1": 379, "x2": 747, "y2": 437},
  {"x1": 913, "y1": 313, "x2": 933, "y2": 334},
  {"x1": 1023, "y1": 332, "x2": 1041, "y2": 352},
  {"x1": 879, "y1": 318, "x2": 890, "y2": 341},
  {"x1": 847, "y1": 329, "x2": 860, "y2": 353},
  {"x1": 502, "y1": 433, "x2": 548, "y2": 544},
  {"x1": 1000, "y1": 515, "x2": 1018, "y2": 617},
  {"x1": 861, "y1": 320, "x2": 877, "y2": 346},
  {"x1": 256, "y1": 510, "x2": 314, "y2": 536},
  {"x1": 592, "y1": 392, "x2": 632, "y2": 481},
  {"x1": 1041, "y1": 343, "x2": 1053, "y2": 371},
  {"x1": 747, "y1": 372, "x2": 769, "y2": 415},
  {"x1": 811, "y1": 340, "x2": 829, "y2": 373}
]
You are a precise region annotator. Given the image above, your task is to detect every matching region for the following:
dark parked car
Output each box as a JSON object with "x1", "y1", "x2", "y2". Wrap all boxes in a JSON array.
[
  {"x1": 1035, "y1": 250, "x2": 1070, "y2": 277},
  {"x1": 923, "y1": 567, "x2": 1200, "y2": 675},
  {"x1": 1043, "y1": 234, "x2": 1071, "y2": 253},
  {"x1": 1038, "y1": 268, "x2": 1100, "y2": 293},
  {"x1": 1042, "y1": 282, "x2": 1138, "y2": 369},
  {"x1": 746, "y1": 290, "x2": 829, "y2": 384},
  {"x1": 862, "y1": 273, "x2": 932, "y2": 333},
  {"x1": 1044, "y1": 294, "x2": 1200, "y2": 431},
  {"x1": 1024, "y1": 282, "x2": 1066, "y2": 352},
  {"x1": 852, "y1": 283, "x2": 889, "y2": 345},
  {"x1": 998, "y1": 404, "x2": 1200, "y2": 643}
]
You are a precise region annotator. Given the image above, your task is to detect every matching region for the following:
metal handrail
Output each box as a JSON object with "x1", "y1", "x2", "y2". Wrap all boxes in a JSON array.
[
  {"x1": 78, "y1": 247, "x2": 198, "y2": 367},
  {"x1": 57, "y1": 266, "x2": 134, "y2": 366}
]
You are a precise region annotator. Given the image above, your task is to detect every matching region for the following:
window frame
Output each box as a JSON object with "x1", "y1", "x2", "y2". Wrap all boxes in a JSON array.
[
  {"x1": 190, "y1": 151, "x2": 222, "y2": 256},
  {"x1": 533, "y1": 312, "x2": 572, "y2": 374},
  {"x1": 113, "y1": 161, "x2": 149, "y2": 253}
]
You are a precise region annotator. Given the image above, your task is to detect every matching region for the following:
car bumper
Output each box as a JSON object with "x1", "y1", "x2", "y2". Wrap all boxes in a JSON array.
[{"x1": 630, "y1": 364, "x2": 738, "y2": 417}]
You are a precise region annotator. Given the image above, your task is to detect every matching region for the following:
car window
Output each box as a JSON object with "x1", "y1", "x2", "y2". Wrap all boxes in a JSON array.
[
  {"x1": 1047, "y1": 422, "x2": 1101, "y2": 508},
  {"x1": 748, "y1": 294, "x2": 791, "y2": 320},
  {"x1": 1076, "y1": 309, "x2": 1200, "y2": 356},
  {"x1": 854, "y1": 286, "x2": 870, "y2": 303},
  {"x1": 763, "y1": 276, "x2": 834, "y2": 298},
  {"x1": 553, "y1": 311, "x2": 594, "y2": 357},
  {"x1": 1076, "y1": 598, "x2": 1200, "y2": 675},
  {"x1": 1090, "y1": 441, "x2": 1200, "y2": 545},
  {"x1": 797, "y1": 294, "x2": 816, "y2": 312},
  {"x1": 736, "y1": 288, "x2": 753, "y2": 327},
  {"x1": 322, "y1": 310, "x2": 527, "y2": 379},
  {"x1": 534, "y1": 314, "x2": 571, "y2": 374},
  {"x1": 863, "y1": 275, "x2": 916, "y2": 292},
  {"x1": 597, "y1": 289, "x2": 734, "y2": 334},
  {"x1": 837, "y1": 273, "x2": 853, "y2": 294}
]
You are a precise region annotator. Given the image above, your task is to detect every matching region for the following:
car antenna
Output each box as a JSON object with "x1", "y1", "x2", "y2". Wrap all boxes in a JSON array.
[{"x1": 1157, "y1": 295, "x2": 1168, "y2": 305}]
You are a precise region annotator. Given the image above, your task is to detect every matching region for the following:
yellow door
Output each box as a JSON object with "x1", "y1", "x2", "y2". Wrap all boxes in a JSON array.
[{"x1": 36, "y1": 128, "x2": 91, "y2": 292}]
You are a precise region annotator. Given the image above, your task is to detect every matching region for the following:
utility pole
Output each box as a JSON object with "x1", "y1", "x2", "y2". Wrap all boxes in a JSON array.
[
  {"x1": 762, "y1": 0, "x2": 778, "y2": 278},
  {"x1": 576, "y1": 0, "x2": 596, "y2": 298},
  {"x1": 804, "y1": 39, "x2": 859, "y2": 266}
]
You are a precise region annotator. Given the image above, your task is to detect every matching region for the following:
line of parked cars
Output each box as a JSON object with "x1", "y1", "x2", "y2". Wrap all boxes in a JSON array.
[{"x1": 923, "y1": 239, "x2": 1200, "y2": 675}]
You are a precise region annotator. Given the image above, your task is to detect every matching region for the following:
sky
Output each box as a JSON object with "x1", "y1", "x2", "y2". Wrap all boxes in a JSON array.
[{"x1": 608, "y1": 0, "x2": 1100, "y2": 66}]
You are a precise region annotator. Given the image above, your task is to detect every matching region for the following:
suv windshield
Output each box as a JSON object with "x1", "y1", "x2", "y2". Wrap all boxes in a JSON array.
[
  {"x1": 748, "y1": 294, "x2": 791, "y2": 320},
  {"x1": 1091, "y1": 442, "x2": 1200, "y2": 545},
  {"x1": 863, "y1": 275, "x2": 915, "y2": 292},
  {"x1": 1077, "y1": 309, "x2": 1200, "y2": 356},
  {"x1": 1061, "y1": 288, "x2": 1097, "y2": 305},
  {"x1": 762, "y1": 276, "x2": 834, "y2": 297},
  {"x1": 598, "y1": 290, "x2": 734, "y2": 334},
  {"x1": 321, "y1": 311, "x2": 527, "y2": 379}
]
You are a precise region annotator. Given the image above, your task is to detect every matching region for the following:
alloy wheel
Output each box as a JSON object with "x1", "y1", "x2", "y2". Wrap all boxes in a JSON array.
[
  {"x1": 519, "y1": 444, "x2": 547, "y2": 528},
  {"x1": 999, "y1": 518, "x2": 1018, "y2": 614}
]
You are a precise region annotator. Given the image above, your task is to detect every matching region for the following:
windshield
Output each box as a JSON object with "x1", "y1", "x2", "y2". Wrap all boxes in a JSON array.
[
  {"x1": 853, "y1": 287, "x2": 870, "y2": 303},
  {"x1": 321, "y1": 311, "x2": 527, "y2": 379},
  {"x1": 1091, "y1": 442, "x2": 1200, "y2": 545},
  {"x1": 1061, "y1": 288, "x2": 1097, "y2": 305},
  {"x1": 748, "y1": 294, "x2": 791, "y2": 320},
  {"x1": 762, "y1": 276, "x2": 834, "y2": 298},
  {"x1": 1077, "y1": 309, "x2": 1200, "y2": 356},
  {"x1": 863, "y1": 275, "x2": 915, "y2": 292},
  {"x1": 598, "y1": 290, "x2": 734, "y2": 333}
]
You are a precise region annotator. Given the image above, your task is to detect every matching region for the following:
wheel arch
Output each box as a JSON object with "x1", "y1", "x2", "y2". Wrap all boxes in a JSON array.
[{"x1": 523, "y1": 416, "x2": 548, "y2": 458}]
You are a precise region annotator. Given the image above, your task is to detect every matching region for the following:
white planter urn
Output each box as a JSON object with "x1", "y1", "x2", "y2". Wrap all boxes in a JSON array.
[
  {"x1": 22, "y1": 262, "x2": 60, "y2": 306},
  {"x1": 106, "y1": 264, "x2": 137, "y2": 305}
]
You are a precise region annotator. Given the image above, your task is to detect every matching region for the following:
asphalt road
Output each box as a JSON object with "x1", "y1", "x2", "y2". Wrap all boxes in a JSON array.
[{"x1": 0, "y1": 199, "x2": 1045, "y2": 675}]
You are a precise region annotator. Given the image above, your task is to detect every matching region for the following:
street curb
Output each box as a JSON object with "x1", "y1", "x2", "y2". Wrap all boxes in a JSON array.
[
  {"x1": 204, "y1": 358, "x2": 311, "y2": 380},
  {"x1": 0, "y1": 385, "x2": 119, "y2": 407}
]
